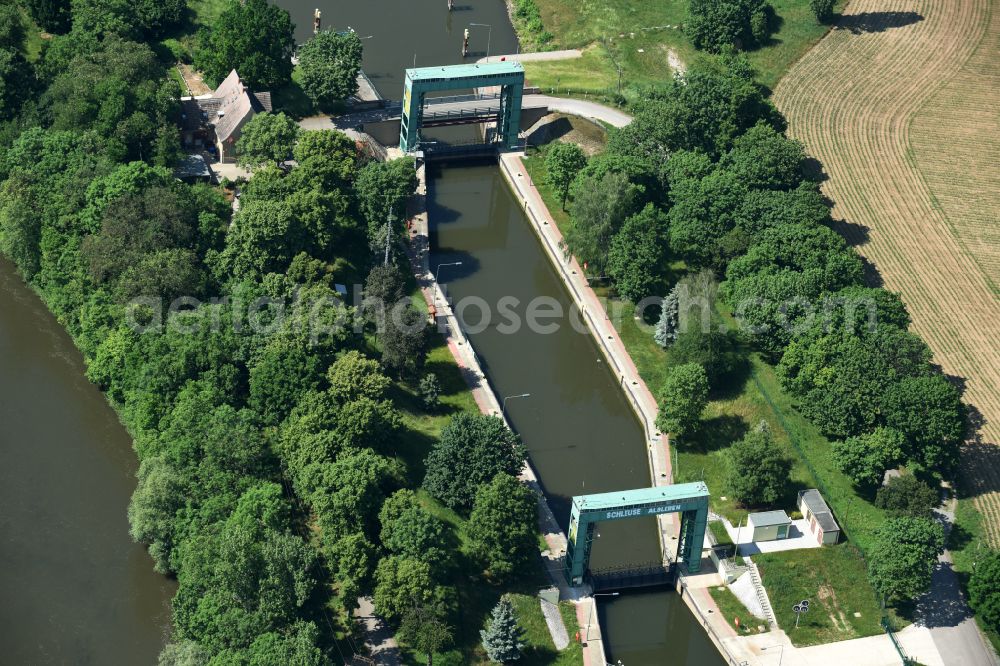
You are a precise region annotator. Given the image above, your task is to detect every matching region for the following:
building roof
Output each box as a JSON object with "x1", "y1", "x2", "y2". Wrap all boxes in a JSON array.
[
  {"x1": 799, "y1": 489, "x2": 840, "y2": 532},
  {"x1": 179, "y1": 71, "x2": 271, "y2": 143},
  {"x1": 748, "y1": 510, "x2": 792, "y2": 528},
  {"x1": 173, "y1": 154, "x2": 212, "y2": 181},
  {"x1": 405, "y1": 61, "x2": 524, "y2": 82},
  {"x1": 573, "y1": 482, "x2": 709, "y2": 512}
]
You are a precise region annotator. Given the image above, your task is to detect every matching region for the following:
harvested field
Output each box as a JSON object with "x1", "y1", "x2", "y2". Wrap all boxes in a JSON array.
[{"x1": 774, "y1": 0, "x2": 1000, "y2": 543}]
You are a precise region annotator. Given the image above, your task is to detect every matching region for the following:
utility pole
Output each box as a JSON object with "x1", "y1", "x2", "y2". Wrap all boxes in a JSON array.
[{"x1": 383, "y1": 212, "x2": 392, "y2": 266}]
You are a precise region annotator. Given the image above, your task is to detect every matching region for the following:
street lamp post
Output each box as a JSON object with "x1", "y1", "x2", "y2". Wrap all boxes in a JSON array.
[
  {"x1": 502, "y1": 393, "x2": 531, "y2": 418},
  {"x1": 435, "y1": 261, "x2": 463, "y2": 284},
  {"x1": 434, "y1": 261, "x2": 463, "y2": 309},
  {"x1": 469, "y1": 22, "x2": 492, "y2": 61},
  {"x1": 586, "y1": 592, "x2": 619, "y2": 642}
]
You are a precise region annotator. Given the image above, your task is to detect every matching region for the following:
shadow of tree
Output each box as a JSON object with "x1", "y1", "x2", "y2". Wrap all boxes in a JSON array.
[
  {"x1": 914, "y1": 561, "x2": 974, "y2": 628},
  {"x1": 683, "y1": 414, "x2": 749, "y2": 455},
  {"x1": 836, "y1": 12, "x2": 924, "y2": 34}
]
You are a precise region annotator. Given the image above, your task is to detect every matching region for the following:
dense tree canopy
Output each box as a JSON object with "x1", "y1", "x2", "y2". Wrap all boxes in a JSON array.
[
  {"x1": 0, "y1": 47, "x2": 33, "y2": 121},
  {"x1": 565, "y1": 170, "x2": 641, "y2": 275},
  {"x1": 867, "y1": 517, "x2": 944, "y2": 602},
  {"x1": 298, "y1": 30, "x2": 363, "y2": 110},
  {"x1": 423, "y1": 414, "x2": 527, "y2": 513},
  {"x1": 356, "y1": 158, "x2": 418, "y2": 253},
  {"x1": 968, "y1": 549, "x2": 1000, "y2": 632},
  {"x1": 832, "y1": 427, "x2": 904, "y2": 489},
  {"x1": 27, "y1": 0, "x2": 72, "y2": 33},
  {"x1": 607, "y1": 203, "x2": 669, "y2": 303},
  {"x1": 468, "y1": 473, "x2": 538, "y2": 581},
  {"x1": 607, "y1": 54, "x2": 783, "y2": 159},
  {"x1": 41, "y1": 36, "x2": 179, "y2": 163},
  {"x1": 687, "y1": 0, "x2": 776, "y2": 52},
  {"x1": 194, "y1": 0, "x2": 295, "y2": 89}
]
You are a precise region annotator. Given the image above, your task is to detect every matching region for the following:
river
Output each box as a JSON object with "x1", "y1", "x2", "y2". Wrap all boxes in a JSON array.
[{"x1": 0, "y1": 258, "x2": 175, "y2": 663}]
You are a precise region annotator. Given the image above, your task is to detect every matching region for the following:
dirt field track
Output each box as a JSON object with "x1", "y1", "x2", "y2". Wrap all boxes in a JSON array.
[{"x1": 774, "y1": 0, "x2": 1000, "y2": 542}]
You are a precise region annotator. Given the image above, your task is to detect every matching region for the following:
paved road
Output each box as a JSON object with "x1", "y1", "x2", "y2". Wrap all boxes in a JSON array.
[
  {"x1": 476, "y1": 49, "x2": 582, "y2": 64},
  {"x1": 917, "y1": 503, "x2": 1000, "y2": 665},
  {"x1": 301, "y1": 94, "x2": 632, "y2": 134},
  {"x1": 525, "y1": 95, "x2": 632, "y2": 128}
]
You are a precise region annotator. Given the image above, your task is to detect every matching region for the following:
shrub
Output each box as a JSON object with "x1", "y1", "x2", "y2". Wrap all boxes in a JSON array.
[
  {"x1": 875, "y1": 475, "x2": 939, "y2": 518},
  {"x1": 969, "y1": 550, "x2": 1000, "y2": 631},
  {"x1": 810, "y1": 0, "x2": 836, "y2": 22}
]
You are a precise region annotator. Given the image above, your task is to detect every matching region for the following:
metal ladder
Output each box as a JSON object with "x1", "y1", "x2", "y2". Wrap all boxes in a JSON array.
[{"x1": 746, "y1": 559, "x2": 777, "y2": 628}]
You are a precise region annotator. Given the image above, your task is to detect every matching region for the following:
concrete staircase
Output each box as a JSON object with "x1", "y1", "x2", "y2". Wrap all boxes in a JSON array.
[{"x1": 746, "y1": 558, "x2": 778, "y2": 628}]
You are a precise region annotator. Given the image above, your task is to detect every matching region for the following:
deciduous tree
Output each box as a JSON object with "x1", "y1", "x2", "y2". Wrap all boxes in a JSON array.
[
  {"x1": 655, "y1": 362, "x2": 709, "y2": 438},
  {"x1": 607, "y1": 203, "x2": 669, "y2": 303},
  {"x1": 969, "y1": 549, "x2": 1000, "y2": 632},
  {"x1": 399, "y1": 605, "x2": 454, "y2": 666},
  {"x1": 423, "y1": 414, "x2": 527, "y2": 513},
  {"x1": 194, "y1": 0, "x2": 295, "y2": 89},
  {"x1": 875, "y1": 474, "x2": 939, "y2": 518},
  {"x1": 687, "y1": 0, "x2": 775, "y2": 52},
  {"x1": 726, "y1": 425, "x2": 791, "y2": 507},
  {"x1": 867, "y1": 517, "x2": 944, "y2": 603},
  {"x1": 356, "y1": 158, "x2": 417, "y2": 253},
  {"x1": 236, "y1": 112, "x2": 300, "y2": 168},
  {"x1": 565, "y1": 170, "x2": 641, "y2": 275},
  {"x1": 832, "y1": 427, "x2": 905, "y2": 489},
  {"x1": 544, "y1": 142, "x2": 587, "y2": 209},
  {"x1": 468, "y1": 474, "x2": 538, "y2": 581},
  {"x1": 297, "y1": 30, "x2": 363, "y2": 110}
]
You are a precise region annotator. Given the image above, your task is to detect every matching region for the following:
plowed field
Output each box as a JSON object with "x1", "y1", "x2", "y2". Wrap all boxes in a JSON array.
[{"x1": 775, "y1": 0, "x2": 1000, "y2": 542}]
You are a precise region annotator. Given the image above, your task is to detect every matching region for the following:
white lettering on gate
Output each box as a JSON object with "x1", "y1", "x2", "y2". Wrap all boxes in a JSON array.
[
  {"x1": 605, "y1": 508, "x2": 642, "y2": 519},
  {"x1": 603, "y1": 504, "x2": 685, "y2": 520}
]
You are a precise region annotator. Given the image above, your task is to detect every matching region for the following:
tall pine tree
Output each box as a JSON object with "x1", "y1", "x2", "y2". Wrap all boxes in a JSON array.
[
  {"x1": 654, "y1": 286, "x2": 680, "y2": 347},
  {"x1": 481, "y1": 596, "x2": 524, "y2": 663}
]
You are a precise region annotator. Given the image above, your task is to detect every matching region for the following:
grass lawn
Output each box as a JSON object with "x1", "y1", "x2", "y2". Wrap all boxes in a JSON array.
[
  {"x1": 709, "y1": 520, "x2": 734, "y2": 547},
  {"x1": 709, "y1": 586, "x2": 767, "y2": 635},
  {"x1": 187, "y1": 0, "x2": 230, "y2": 30},
  {"x1": 519, "y1": 0, "x2": 845, "y2": 94},
  {"x1": 755, "y1": 545, "x2": 889, "y2": 646},
  {"x1": 510, "y1": 595, "x2": 585, "y2": 666},
  {"x1": 949, "y1": 493, "x2": 1000, "y2": 655},
  {"x1": 18, "y1": 8, "x2": 45, "y2": 62},
  {"x1": 522, "y1": 150, "x2": 572, "y2": 232},
  {"x1": 523, "y1": 46, "x2": 620, "y2": 96}
]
